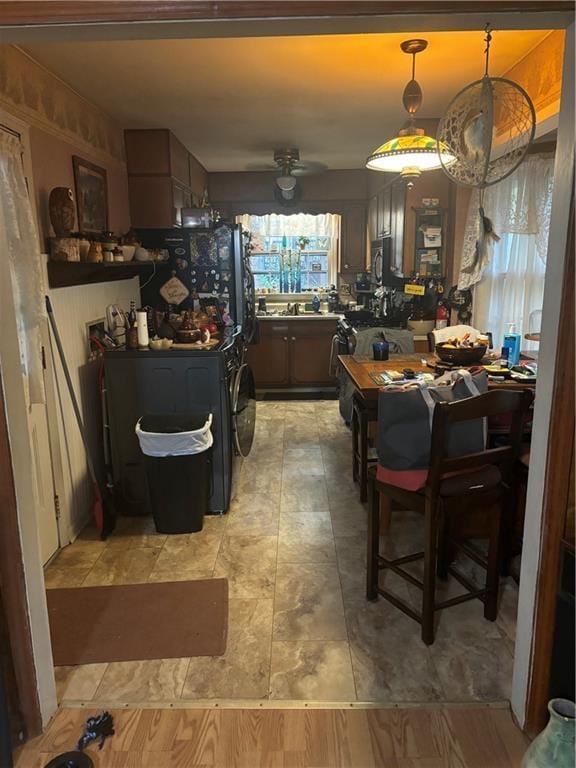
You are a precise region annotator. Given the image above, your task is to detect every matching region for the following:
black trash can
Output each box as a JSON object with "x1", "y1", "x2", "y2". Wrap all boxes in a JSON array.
[{"x1": 136, "y1": 412, "x2": 212, "y2": 534}]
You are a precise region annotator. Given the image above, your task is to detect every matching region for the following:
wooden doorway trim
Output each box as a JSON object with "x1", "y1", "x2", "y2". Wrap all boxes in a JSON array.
[
  {"x1": 524, "y1": 193, "x2": 575, "y2": 736},
  {"x1": 0, "y1": 369, "x2": 42, "y2": 741},
  {"x1": 0, "y1": 0, "x2": 573, "y2": 26}
]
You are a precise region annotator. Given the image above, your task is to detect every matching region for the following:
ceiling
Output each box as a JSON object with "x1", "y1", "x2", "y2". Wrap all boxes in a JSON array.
[{"x1": 23, "y1": 30, "x2": 552, "y2": 171}]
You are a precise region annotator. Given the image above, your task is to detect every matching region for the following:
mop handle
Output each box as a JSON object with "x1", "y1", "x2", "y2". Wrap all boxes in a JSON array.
[{"x1": 45, "y1": 295, "x2": 99, "y2": 488}]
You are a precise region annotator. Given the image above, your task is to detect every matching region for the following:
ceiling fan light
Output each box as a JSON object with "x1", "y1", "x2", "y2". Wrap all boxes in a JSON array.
[
  {"x1": 276, "y1": 174, "x2": 297, "y2": 192},
  {"x1": 281, "y1": 188, "x2": 295, "y2": 200}
]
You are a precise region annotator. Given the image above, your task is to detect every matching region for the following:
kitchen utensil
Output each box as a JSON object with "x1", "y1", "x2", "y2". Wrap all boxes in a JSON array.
[{"x1": 46, "y1": 296, "x2": 115, "y2": 538}]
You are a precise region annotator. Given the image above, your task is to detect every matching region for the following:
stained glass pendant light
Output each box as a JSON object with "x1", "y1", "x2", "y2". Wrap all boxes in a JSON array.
[{"x1": 366, "y1": 39, "x2": 455, "y2": 187}]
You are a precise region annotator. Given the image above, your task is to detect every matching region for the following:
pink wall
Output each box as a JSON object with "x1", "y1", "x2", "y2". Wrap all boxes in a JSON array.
[{"x1": 29, "y1": 126, "x2": 131, "y2": 248}]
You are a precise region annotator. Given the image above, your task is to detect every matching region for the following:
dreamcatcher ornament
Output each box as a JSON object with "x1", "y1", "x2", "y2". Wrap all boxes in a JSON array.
[{"x1": 437, "y1": 24, "x2": 536, "y2": 283}]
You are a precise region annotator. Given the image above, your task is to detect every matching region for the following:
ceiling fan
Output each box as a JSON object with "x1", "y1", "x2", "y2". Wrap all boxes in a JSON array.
[{"x1": 249, "y1": 148, "x2": 326, "y2": 202}]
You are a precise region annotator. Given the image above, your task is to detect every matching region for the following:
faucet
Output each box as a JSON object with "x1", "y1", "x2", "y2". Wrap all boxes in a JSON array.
[{"x1": 286, "y1": 302, "x2": 300, "y2": 316}]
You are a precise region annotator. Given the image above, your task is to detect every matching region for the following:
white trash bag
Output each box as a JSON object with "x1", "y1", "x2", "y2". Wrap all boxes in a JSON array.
[{"x1": 136, "y1": 413, "x2": 213, "y2": 457}]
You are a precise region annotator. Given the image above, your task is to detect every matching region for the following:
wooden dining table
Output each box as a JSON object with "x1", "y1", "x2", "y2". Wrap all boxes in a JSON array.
[{"x1": 338, "y1": 352, "x2": 536, "y2": 501}]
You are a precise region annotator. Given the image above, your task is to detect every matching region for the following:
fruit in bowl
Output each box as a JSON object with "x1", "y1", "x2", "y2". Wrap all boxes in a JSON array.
[{"x1": 435, "y1": 334, "x2": 488, "y2": 364}]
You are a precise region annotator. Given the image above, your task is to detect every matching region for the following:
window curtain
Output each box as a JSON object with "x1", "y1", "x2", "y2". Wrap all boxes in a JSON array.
[
  {"x1": 0, "y1": 130, "x2": 45, "y2": 404},
  {"x1": 458, "y1": 155, "x2": 554, "y2": 349},
  {"x1": 236, "y1": 212, "x2": 340, "y2": 281}
]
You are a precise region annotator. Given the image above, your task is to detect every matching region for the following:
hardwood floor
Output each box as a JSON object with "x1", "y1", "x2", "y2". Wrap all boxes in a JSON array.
[{"x1": 15, "y1": 705, "x2": 528, "y2": 767}]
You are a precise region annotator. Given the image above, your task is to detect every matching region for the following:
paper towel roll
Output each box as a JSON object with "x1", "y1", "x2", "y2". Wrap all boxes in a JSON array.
[{"x1": 137, "y1": 310, "x2": 149, "y2": 348}]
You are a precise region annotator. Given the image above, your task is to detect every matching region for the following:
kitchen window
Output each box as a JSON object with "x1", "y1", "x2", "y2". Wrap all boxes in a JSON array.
[{"x1": 236, "y1": 213, "x2": 340, "y2": 293}]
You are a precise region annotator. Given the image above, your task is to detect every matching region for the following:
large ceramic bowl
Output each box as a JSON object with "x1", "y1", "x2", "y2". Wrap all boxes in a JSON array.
[
  {"x1": 121, "y1": 244, "x2": 136, "y2": 262},
  {"x1": 435, "y1": 343, "x2": 487, "y2": 364}
]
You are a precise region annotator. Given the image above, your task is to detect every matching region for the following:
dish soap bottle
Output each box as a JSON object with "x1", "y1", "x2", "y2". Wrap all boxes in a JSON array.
[{"x1": 503, "y1": 323, "x2": 521, "y2": 365}]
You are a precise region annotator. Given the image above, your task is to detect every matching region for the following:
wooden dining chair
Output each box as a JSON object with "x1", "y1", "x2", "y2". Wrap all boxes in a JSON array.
[{"x1": 367, "y1": 388, "x2": 533, "y2": 645}]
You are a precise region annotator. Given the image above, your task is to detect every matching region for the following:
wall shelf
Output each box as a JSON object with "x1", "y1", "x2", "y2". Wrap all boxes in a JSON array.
[{"x1": 47, "y1": 261, "x2": 155, "y2": 289}]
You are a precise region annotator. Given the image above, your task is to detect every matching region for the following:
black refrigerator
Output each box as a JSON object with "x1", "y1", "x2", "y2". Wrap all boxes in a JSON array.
[{"x1": 136, "y1": 222, "x2": 255, "y2": 342}]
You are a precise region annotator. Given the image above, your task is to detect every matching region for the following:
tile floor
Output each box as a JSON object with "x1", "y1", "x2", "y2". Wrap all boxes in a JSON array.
[{"x1": 46, "y1": 399, "x2": 518, "y2": 705}]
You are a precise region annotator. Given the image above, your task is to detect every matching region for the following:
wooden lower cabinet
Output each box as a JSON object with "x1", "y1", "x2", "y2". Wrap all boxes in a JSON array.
[
  {"x1": 414, "y1": 338, "x2": 430, "y2": 354},
  {"x1": 247, "y1": 320, "x2": 337, "y2": 388},
  {"x1": 247, "y1": 322, "x2": 291, "y2": 386}
]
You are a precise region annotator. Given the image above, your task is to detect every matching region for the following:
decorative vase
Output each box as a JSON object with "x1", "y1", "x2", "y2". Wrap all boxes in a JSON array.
[
  {"x1": 48, "y1": 187, "x2": 75, "y2": 237},
  {"x1": 522, "y1": 699, "x2": 575, "y2": 768}
]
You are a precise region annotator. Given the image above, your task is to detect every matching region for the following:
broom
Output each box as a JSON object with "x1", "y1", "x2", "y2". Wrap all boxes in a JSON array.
[{"x1": 45, "y1": 296, "x2": 116, "y2": 539}]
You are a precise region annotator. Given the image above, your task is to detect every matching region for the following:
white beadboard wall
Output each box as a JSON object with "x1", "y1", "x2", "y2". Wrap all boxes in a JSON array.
[{"x1": 47, "y1": 277, "x2": 140, "y2": 544}]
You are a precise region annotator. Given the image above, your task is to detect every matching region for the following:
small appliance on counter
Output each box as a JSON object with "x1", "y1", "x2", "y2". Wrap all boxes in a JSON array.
[
  {"x1": 355, "y1": 272, "x2": 372, "y2": 292},
  {"x1": 327, "y1": 285, "x2": 341, "y2": 313},
  {"x1": 181, "y1": 208, "x2": 212, "y2": 228},
  {"x1": 371, "y1": 236, "x2": 405, "y2": 287},
  {"x1": 257, "y1": 296, "x2": 267, "y2": 315}
]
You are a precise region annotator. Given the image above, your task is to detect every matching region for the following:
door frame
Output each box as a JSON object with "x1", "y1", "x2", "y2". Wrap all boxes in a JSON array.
[
  {"x1": 0, "y1": 109, "x2": 63, "y2": 563},
  {"x1": 522, "y1": 191, "x2": 574, "y2": 736},
  {"x1": 0, "y1": 370, "x2": 42, "y2": 740},
  {"x1": 511, "y1": 21, "x2": 575, "y2": 731},
  {"x1": 0, "y1": 114, "x2": 57, "y2": 733},
  {"x1": 0, "y1": 3, "x2": 574, "y2": 737}
]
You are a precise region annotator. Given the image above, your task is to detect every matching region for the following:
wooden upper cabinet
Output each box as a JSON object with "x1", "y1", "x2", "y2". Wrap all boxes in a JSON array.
[
  {"x1": 169, "y1": 134, "x2": 191, "y2": 187},
  {"x1": 127, "y1": 176, "x2": 175, "y2": 229},
  {"x1": 367, "y1": 180, "x2": 407, "y2": 272},
  {"x1": 341, "y1": 203, "x2": 367, "y2": 274},
  {"x1": 390, "y1": 182, "x2": 406, "y2": 273},
  {"x1": 125, "y1": 129, "x2": 207, "y2": 228},
  {"x1": 125, "y1": 129, "x2": 191, "y2": 186}
]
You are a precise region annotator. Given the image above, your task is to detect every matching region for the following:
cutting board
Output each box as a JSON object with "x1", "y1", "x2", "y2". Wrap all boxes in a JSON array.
[{"x1": 171, "y1": 339, "x2": 220, "y2": 350}]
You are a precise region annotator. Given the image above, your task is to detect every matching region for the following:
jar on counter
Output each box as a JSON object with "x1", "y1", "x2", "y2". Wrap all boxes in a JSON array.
[
  {"x1": 87, "y1": 241, "x2": 103, "y2": 263},
  {"x1": 78, "y1": 236, "x2": 91, "y2": 261}
]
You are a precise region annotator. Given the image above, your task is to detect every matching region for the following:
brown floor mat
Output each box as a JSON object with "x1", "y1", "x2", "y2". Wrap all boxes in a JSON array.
[{"x1": 47, "y1": 579, "x2": 228, "y2": 665}]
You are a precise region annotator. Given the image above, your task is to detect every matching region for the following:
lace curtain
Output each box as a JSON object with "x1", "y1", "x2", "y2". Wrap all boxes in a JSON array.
[
  {"x1": 458, "y1": 155, "x2": 554, "y2": 290},
  {"x1": 465, "y1": 155, "x2": 554, "y2": 350},
  {"x1": 0, "y1": 130, "x2": 46, "y2": 404},
  {"x1": 236, "y1": 212, "x2": 340, "y2": 279}
]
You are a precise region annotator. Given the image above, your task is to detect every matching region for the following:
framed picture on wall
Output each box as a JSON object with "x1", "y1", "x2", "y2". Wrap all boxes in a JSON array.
[{"x1": 72, "y1": 156, "x2": 108, "y2": 233}]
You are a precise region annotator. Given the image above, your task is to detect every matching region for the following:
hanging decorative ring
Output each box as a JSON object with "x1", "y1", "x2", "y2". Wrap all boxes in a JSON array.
[{"x1": 437, "y1": 24, "x2": 536, "y2": 189}]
